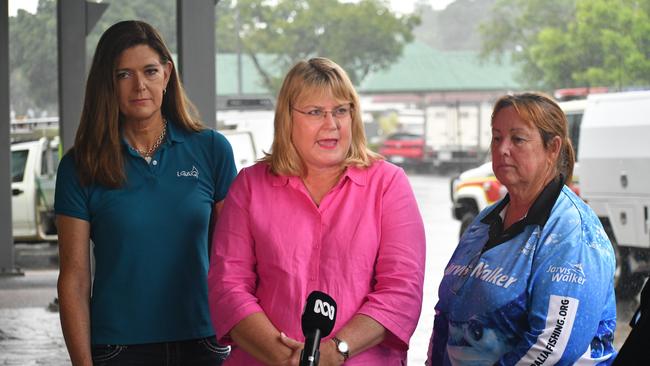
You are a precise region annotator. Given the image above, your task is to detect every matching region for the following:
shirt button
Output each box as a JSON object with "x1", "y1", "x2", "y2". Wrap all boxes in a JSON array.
[{"x1": 152, "y1": 160, "x2": 158, "y2": 165}]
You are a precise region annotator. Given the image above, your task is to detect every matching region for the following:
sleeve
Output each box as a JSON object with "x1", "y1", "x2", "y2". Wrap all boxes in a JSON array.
[
  {"x1": 54, "y1": 152, "x2": 90, "y2": 221},
  {"x1": 207, "y1": 168, "x2": 263, "y2": 344},
  {"x1": 211, "y1": 130, "x2": 237, "y2": 202},
  {"x1": 496, "y1": 209, "x2": 616, "y2": 365},
  {"x1": 357, "y1": 167, "x2": 426, "y2": 351}
]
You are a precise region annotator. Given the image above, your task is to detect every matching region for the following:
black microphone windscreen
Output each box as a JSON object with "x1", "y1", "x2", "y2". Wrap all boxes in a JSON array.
[{"x1": 301, "y1": 291, "x2": 337, "y2": 337}]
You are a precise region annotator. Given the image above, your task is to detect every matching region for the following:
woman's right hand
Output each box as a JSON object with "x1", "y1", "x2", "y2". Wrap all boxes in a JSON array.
[
  {"x1": 278, "y1": 332, "x2": 303, "y2": 366},
  {"x1": 229, "y1": 313, "x2": 299, "y2": 365}
]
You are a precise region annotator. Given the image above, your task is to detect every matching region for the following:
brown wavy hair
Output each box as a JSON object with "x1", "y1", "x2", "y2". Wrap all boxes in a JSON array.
[
  {"x1": 73, "y1": 20, "x2": 203, "y2": 188},
  {"x1": 261, "y1": 57, "x2": 382, "y2": 176},
  {"x1": 491, "y1": 92, "x2": 575, "y2": 184}
]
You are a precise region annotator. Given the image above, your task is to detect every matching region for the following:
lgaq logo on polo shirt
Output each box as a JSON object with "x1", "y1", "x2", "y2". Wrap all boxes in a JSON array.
[{"x1": 177, "y1": 165, "x2": 199, "y2": 178}]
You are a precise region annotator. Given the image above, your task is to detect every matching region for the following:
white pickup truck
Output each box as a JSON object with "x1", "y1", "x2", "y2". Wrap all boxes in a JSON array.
[
  {"x1": 11, "y1": 136, "x2": 59, "y2": 243},
  {"x1": 578, "y1": 90, "x2": 650, "y2": 298}
]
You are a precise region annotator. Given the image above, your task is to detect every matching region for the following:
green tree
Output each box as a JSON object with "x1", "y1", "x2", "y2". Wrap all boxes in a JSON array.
[
  {"x1": 86, "y1": 0, "x2": 176, "y2": 57},
  {"x1": 479, "y1": 0, "x2": 577, "y2": 90},
  {"x1": 480, "y1": 0, "x2": 650, "y2": 91},
  {"x1": 9, "y1": 0, "x2": 58, "y2": 115},
  {"x1": 216, "y1": 0, "x2": 419, "y2": 93},
  {"x1": 414, "y1": 0, "x2": 496, "y2": 51},
  {"x1": 560, "y1": 0, "x2": 650, "y2": 88},
  {"x1": 9, "y1": 0, "x2": 176, "y2": 115}
]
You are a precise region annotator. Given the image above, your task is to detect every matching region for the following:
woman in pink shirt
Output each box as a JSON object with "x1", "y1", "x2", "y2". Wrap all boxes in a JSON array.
[{"x1": 208, "y1": 57, "x2": 426, "y2": 365}]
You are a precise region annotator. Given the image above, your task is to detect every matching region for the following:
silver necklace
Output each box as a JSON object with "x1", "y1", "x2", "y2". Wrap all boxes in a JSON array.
[{"x1": 134, "y1": 119, "x2": 167, "y2": 159}]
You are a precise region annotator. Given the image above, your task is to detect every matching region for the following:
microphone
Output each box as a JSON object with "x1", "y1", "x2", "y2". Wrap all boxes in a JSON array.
[{"x1": 299, "y1": 291, "x2": 337, "y2": 366}]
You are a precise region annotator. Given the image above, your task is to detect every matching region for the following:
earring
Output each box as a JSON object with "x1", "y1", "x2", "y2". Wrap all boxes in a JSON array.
[{"x1": 163, "y1": 88, "x2": 167, "y2": 95}]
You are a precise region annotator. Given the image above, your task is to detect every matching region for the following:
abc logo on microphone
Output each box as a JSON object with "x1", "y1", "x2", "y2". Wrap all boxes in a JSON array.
[
  {"x1": 301, "y1": 291, "x2": 337, "y2": 338},
  {"x1": 313, "y1": 299, "x2": 335, "y2": 320}
]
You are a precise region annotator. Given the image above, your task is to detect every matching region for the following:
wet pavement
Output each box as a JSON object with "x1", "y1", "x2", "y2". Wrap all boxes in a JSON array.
[
  {"x1": 0, "y1": 243, "x2": 68, "y2": 365},
  {"x1": 0, "y1": 174, "x2": 639, "y2": 365},
  {"x1": 0, "y1": 306, "x2": 68, "y2": 365}
]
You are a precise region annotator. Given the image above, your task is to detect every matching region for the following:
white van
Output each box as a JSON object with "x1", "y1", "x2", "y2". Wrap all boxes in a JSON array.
[{"x1": 578, "y1": 90, "x2": 650, "y2": 298}]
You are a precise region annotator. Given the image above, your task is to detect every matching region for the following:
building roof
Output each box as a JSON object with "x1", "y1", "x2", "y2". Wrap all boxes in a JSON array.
[
  {"x1": 358, "y1": 41, "x2": 521, "y2": 93},
  {"x1": 214, "y1": 41, "x2": 521, "y2": 97}
]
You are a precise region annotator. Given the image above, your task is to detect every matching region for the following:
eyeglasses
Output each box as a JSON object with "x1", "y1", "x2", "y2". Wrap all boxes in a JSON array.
[
  {"x1": 292, "y1": 104, "x2": 352, "y2": 121},
  {"x1": 450, "y1": 247, "x2": 484, "y2": 296}
]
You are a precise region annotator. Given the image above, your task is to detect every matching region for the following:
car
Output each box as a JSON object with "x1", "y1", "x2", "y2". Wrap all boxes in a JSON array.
[{"x1": 379, "y1": 132, "x2": 435, "y2": 171}]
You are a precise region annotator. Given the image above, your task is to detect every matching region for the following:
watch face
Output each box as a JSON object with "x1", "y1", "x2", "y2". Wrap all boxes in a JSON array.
[{"x1": 337, "y1": 340, "x2": 349, "y2": 353}]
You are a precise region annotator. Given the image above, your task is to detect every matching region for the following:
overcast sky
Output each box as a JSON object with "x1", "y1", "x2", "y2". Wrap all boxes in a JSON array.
[{"x1": 388, "y1": 0, "x2": 454, "y2": 13}]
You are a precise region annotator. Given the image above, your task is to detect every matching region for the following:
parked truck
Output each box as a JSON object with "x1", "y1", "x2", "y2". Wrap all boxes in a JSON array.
[
  {"x1": 374, "y1": 102, "x2": 492, "y2": 172},
  {"x1": 425, "y1": 102, "x2": 492, "y2": 171},
  {"x1": 11, "y1": 136, "x2": 59, "y2": 243},
  {"x1": 578, "y1": 90, "x2": 650, "y2": 298}
]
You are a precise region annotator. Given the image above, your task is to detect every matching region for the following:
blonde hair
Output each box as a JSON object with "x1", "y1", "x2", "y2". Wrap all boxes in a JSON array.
[
  {"x1": 74, "y1": 20, "x2": 204, "y2": 188},
  {"x1": 261, "y1": 57, "x2": 382, "y2": 176},
  {"x1": 491, "y1": 92, "x2": 575, "y2": 183}
]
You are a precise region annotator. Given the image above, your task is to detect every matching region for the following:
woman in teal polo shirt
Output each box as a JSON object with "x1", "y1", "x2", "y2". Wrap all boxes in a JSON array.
[{"x1": 54, "y1": 20, "x2": 236, "y2": 365}]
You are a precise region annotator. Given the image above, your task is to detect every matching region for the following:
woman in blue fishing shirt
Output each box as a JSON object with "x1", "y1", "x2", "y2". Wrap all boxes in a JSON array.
[
  {"x1": 55, "y1": 20, "x2": 236, "y2": 365},
  {"x1": 427, "y1": 92, "x2": 617, "y2": 365}
]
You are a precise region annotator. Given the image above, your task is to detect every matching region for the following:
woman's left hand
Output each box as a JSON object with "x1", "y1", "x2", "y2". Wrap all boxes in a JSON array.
[
  {"x1": 279, "y1": 332, "x2": 303, "y2": 366},
  {"x1": 316, "y1": 339, "x2": 345, "y2": 366}
]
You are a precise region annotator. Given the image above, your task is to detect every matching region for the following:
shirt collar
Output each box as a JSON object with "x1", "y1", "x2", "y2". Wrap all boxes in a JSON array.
[
  {"x1": 342, "y1": 164, "x2": 367, "y2": 186},
  {"x1": 165, "y1": 119, "x2": 185, "y2": 143},
  {"x1": 269, "y1": 164, "x2": 368, "y2": 187},
  {"x1": 481, "y1": 174, "x2": 564, "y2": 248},
  {"x1": 269, "y1": 165, "x2": 290, "y2": 187}
]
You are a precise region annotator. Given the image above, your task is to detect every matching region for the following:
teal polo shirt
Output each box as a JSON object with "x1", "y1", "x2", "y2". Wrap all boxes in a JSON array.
[{"x1": 55, "y1": 121, "x2": 236, "y2": 345}]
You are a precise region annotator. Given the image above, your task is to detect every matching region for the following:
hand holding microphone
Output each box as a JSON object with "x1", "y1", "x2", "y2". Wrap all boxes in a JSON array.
[{"x1": 299, "y1": 291, "x2": 337, "y2": 366}]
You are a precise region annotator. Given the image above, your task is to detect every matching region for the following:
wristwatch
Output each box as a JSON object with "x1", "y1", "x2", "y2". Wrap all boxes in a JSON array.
[{"x1": 332, "y1": 336, "x2": 350, "y2": 361}]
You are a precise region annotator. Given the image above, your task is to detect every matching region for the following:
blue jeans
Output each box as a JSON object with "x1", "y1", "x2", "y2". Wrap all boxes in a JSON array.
[{"x1": 91, "y1": 336, "x2": 230, "y2": 366}]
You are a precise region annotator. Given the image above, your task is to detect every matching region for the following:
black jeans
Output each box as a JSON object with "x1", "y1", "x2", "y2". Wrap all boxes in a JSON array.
[{"x1": 91, "y1": 336, "x2": 230, "y2": 366}]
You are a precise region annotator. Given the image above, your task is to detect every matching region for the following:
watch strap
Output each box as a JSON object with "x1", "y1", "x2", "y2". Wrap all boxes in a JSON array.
[{"x1": 332, "y1": 336, "x2": 350, "y2": 361}]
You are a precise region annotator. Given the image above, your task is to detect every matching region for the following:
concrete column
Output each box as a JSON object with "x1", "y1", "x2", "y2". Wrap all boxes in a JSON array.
[
  {"x1": 57, "y1": 0, "x2": 86, "y2": 152},
  {"x1": 177, "y1": 0, "x2": 217, "y2": 128},
  {"x1": 57, "y1": 0, "x2": 107, "y2": 151},
  {"x1": 0, "y1": 0, "x2": 19, "y2": 275}
]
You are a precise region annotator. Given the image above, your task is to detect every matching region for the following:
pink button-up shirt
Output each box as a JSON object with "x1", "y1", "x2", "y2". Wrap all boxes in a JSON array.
[{"x1": 208, "y1": 160, "x2": 425, "y2": 365}]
